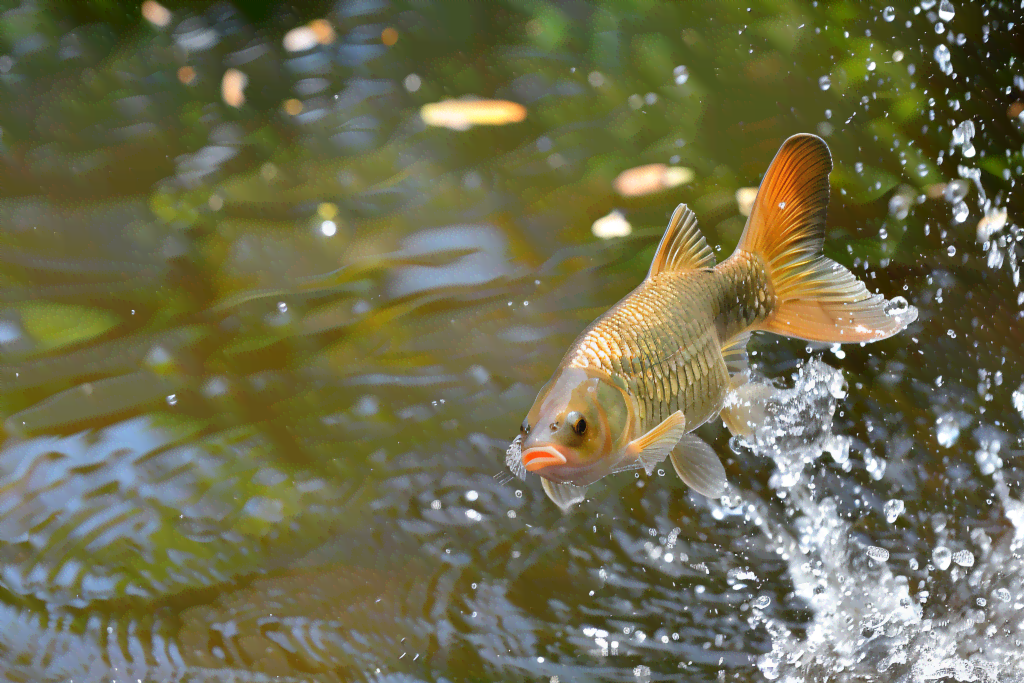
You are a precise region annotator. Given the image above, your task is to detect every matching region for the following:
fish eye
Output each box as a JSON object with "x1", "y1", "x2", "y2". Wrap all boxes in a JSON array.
[
  {"x1": 520, "y1": 418, "x2": 530, "y2": 435},
  {"x1": 568, "y1": 411, "x2": 587, "y2": 436}
]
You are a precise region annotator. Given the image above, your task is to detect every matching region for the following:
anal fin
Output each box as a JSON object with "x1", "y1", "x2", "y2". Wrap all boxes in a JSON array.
[
  {"x1": 669, "y1": 434, "x2": 728, "y2": 498},
  {"x1": 541, "y1": 478, "x2": 588, "y2": 513},
  {"x1": 721, "y1": 331, "x2": 751, "y2": 377}
]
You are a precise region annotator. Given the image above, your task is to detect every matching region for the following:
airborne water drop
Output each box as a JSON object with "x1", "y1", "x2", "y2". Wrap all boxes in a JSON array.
[{"x1": 938, "y1": 0, "x2": 955, "y2": 21}]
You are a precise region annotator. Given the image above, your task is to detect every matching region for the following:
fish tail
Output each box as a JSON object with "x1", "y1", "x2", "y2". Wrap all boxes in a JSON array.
[{"x1": 731, "y1": 133, "x2": 917, "y2": 343}]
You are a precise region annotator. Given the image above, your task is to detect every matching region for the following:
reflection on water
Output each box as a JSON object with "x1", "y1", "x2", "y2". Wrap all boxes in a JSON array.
[{"x1": 0, "y1": 0, "x2": 1022, "y2": 681}]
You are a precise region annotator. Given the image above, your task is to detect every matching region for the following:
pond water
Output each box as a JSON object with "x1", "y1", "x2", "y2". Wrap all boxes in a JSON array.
[{"x1": 0, "y1": 1, "x2": 1022, "y2": 681}]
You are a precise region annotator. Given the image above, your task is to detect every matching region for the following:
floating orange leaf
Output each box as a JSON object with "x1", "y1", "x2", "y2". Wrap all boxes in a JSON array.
[
  {"x1": 420, "y1": 99, "x2": 527, "y2": 130},
  {"x1": 141, "y1": 0, "x2": 171, "y2": 27},
  {"x1": 309, "y1": 19, "x2": 335, "y2": 44},
  {"x1": 613, "y1": 164, "x2": 694, "y2": 197},
  {"x1": 222, "y1": 69, "x2": 248, "y2": 108}
]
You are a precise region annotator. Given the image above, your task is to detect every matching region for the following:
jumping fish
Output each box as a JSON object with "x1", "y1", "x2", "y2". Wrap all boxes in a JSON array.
[{"x1": 507, "y1": 134, "x2": 918, "y2": 511}]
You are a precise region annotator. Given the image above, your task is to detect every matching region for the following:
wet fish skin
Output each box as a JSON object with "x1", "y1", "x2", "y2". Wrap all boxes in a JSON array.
[
  {"x1": 515, "y1": 133, "x2": 919, "y2": 510},
  {"x1": 567, "y1": 251, "x2": 773, "y2": 436}
]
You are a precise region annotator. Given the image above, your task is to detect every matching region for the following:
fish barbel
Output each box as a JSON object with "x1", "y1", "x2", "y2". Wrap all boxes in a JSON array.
[{"x1": 509, "y1": 133, "x2": 918, "y2": 511}]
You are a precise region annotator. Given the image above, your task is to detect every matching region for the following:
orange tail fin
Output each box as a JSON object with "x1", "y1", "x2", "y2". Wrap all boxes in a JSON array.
[{"x1": 733, "y1": 133, "x2": 917, "y2": 343}]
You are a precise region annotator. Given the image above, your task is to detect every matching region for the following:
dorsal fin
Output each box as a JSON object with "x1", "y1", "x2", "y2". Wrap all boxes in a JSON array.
[{"x1": 647, "y1": 204, "x2": 716, "y2": 279}]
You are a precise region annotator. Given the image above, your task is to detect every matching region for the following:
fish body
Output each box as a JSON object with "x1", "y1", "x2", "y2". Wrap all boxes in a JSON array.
[
  {"x1": 565, "y1": 251, "x2": 771, "y2": 438},
  {"x1": 511, "y1": 134, "x2": 918, "y2": 511}
]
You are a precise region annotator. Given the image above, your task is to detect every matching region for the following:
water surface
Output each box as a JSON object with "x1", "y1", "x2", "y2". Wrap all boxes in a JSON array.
[{"x1": 0, "y1": 1, "x2": 1022, "y2": 681}]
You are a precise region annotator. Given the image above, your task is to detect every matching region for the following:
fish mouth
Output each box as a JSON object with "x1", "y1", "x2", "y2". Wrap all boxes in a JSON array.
[{"x1": 522, "y1": 445, "x2": 568, "y2": 472}]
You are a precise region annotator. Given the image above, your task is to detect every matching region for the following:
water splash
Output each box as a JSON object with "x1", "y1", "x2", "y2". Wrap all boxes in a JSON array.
[{"x1": 727, "y1": 360, "x2": 1024, "y2": 682}]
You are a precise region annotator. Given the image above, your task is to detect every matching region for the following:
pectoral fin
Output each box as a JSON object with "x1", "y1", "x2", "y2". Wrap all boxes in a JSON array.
[
  {"x1": 541, "y1": 478, "x2": 588, "y2": 512},
  {"x1": 669, "y1": 434, "x2": 728, "y2": 498},
  {"x1": 626, "y1": 411, "x2": 687, "y2": 475}
]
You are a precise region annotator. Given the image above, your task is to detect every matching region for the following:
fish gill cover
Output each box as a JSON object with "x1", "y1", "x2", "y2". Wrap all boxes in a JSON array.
[{"x1": 0, "y1": 0, "x2": 1021, "y2": 682}]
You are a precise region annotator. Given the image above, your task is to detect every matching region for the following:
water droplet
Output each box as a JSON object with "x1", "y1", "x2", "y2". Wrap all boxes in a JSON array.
[
  {"x1": 778, "y1": 201, "x2": 786, "y2": 209},
  {"x1": 166, "y1": 393, "x2": 177, "y2": 406},
  {"x1": 760, "y1": 653, "x2": 781, "y2": 680},
  {"x1": 1012, "y1": 382, "x2": 1024, "y2": 418},
  {"x1": 935, "y1": 413, "x2": 960, "y2": 447},
  {"x1": 753, "y1": 595, "x2": 772, "y2": 609},
  {"x1": 633, "y1": 665, "x2": 652, "y2": 683},
  {"x1": 321, "y1": 220, "x2": 337, "y2": 236},
  {"x1": 947, "y1": 245, "x2": 957, "y2": 256},
  {"x1": 867, "y1": 546, "x2": 890, "y2": 562},
  {"x1": 277, "y1": 301, "x2": 287, "y2": 313},
  {"x1": 921, "y1": 0, "x2": 936, "y2": 8},
  {"x1": 884, "y1": 499, "x2": 905, "y2": 523},
  {"x1": 938, "y1": 0, "x2": 955, "y2": 21},
  {"x1": 819, "y1": 75, "x2": 831, "y2": 90},
  {"x1": 888, "y1": 191, "x2": 911, "y2": 219},
  {"x1": 933, "y1": 546, "x2": 952, "y2": 570},
  {"x1": 673, "y1": 65, "x2": 689, "y2": 85},
  {"x1": 952, "y1": 201, "x2": 969, "y2": 223},
  {"x1": 867, "y1": 60, "x2": 876, "y2": 71},
  {"x1": 882, "y1": 6, "x2": 896, "y2": 21},
  {"x1": 994, "y1": 588, "x2": 1012, "y2": 602},
  {"x1": 943, "y1": 179, "x2": 969, "y2": 203},
  {"x1": 952, "y1": 549, "x2": 974, "y2": 567},
  {"x1": 933, "y1": 44, "x2": 952, "y2": 75}
]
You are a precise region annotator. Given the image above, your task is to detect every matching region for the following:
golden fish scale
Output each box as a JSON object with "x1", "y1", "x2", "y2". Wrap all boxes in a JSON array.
[{"x1": 565, "y1": 253, "x2": 773, "y2": 435}]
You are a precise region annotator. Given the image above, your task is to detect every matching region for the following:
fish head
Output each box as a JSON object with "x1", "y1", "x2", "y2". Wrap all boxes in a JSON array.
[{"x1": 519, "y1": 367, "x2": 633, "y2": 484}]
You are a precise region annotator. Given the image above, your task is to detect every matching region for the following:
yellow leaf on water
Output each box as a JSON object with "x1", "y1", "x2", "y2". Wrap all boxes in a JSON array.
[
  {"x1": 613, "y1": 164, "x2": 694, "y2": 197},
  {"x1": 17, "y1": 302, "x2": 120, "y2": 353},
  {"x1": 420, "y1": 99, "x2": 527, "y2": 130}
]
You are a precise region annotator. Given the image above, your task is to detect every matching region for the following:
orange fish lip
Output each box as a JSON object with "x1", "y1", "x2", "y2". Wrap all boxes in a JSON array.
[{"x1": 522, "y1": 445, "x2": 568, "y2": 471}]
